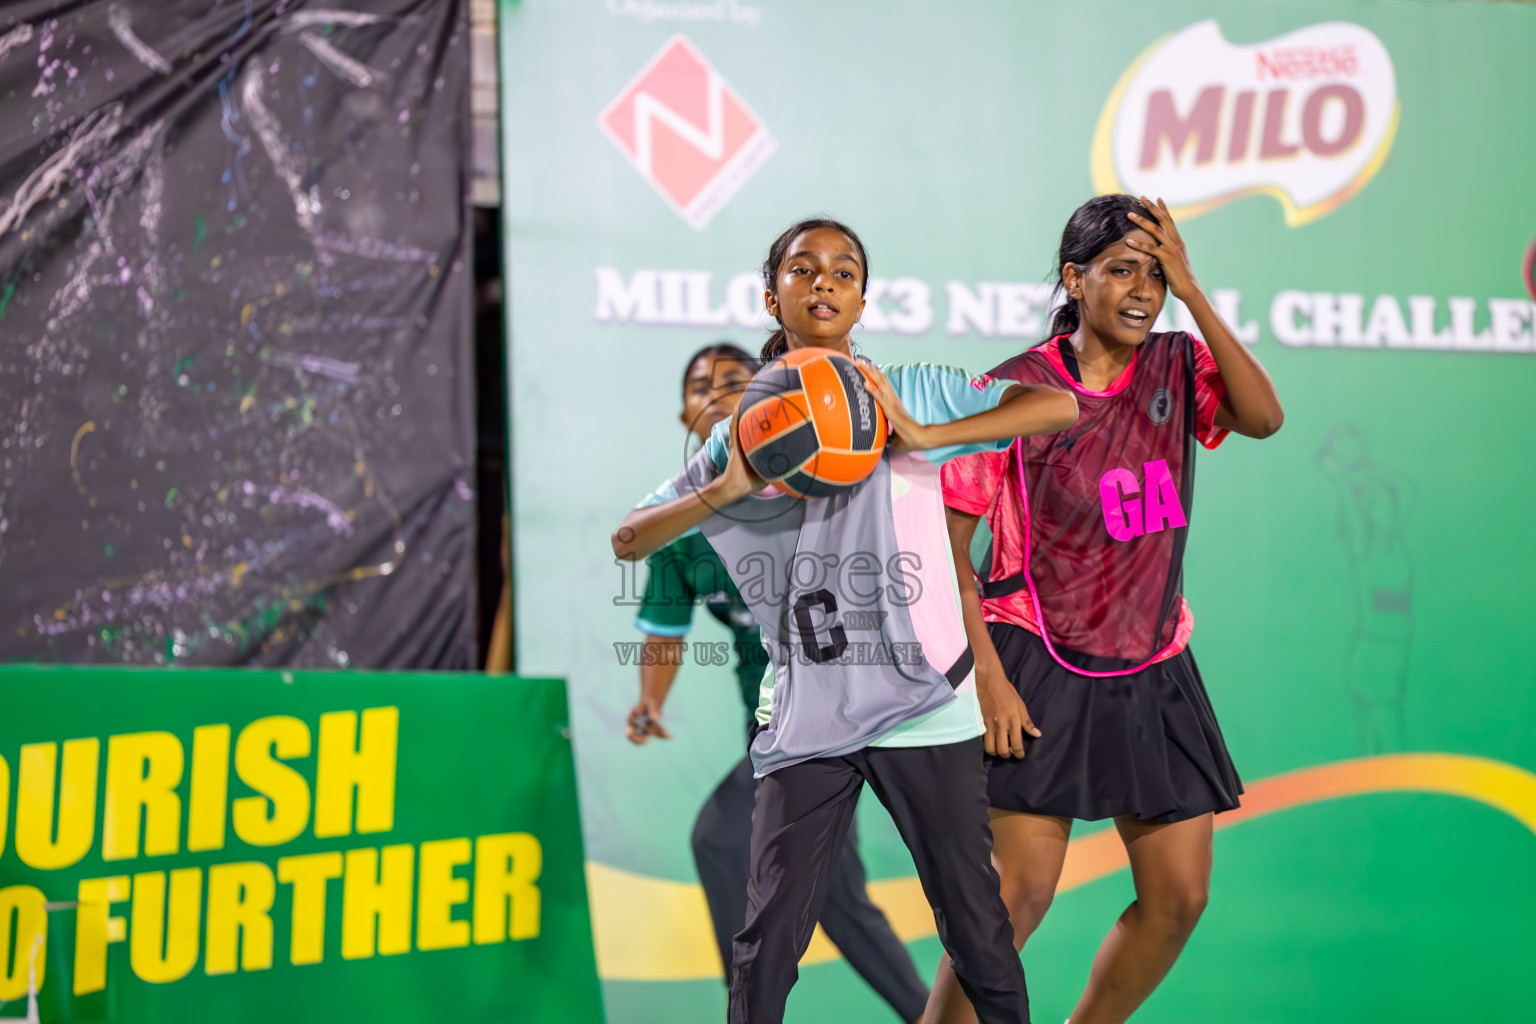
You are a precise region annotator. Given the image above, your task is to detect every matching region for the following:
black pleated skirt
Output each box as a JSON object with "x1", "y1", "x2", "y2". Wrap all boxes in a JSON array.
[{"x1": 985, "y1": 623, "x2": 1243, "y2": 825}]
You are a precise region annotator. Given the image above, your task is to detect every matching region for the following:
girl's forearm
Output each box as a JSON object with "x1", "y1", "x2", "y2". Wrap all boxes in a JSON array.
[
  {"x1": 612, "y1": 478, "x2": 738, "y2": 561},
  {"x1": 639, "y1": 639, "x2": 683, "y2": 706},
  {"x1": 947, "y1": 510, "x2": 1009, "y2": 679},
  {"x1": 1184, "y1": 288, "x2": 1284, "y2": 439},
  {"x1": 918, "y1": 384, "x2": 1077, "y2": 451}
]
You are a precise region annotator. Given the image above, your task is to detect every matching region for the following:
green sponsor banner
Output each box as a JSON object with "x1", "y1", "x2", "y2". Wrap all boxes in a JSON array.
[
  {"x1": 500, "y1": 1, "x2": 1536, "y2": 1022},
  {"x1": 0, "y1": 667, "x2": 603, "y2": 1023}
]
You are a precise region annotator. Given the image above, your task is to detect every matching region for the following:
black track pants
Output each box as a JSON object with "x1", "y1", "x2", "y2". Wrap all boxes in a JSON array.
[
  {"x1": 692, "y1": 754, "x2": 928, "y2": 1022},
  {"x1": 727, "y1": 739, "x2": 1028, "y2": 1024}
]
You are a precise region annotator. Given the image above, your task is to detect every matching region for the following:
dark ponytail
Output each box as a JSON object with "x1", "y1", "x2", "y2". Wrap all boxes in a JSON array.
[
  {"x1": 759, "y1": 216, "x2": 870, "y2": 362},
  {"x1": 760, "y1": 329, "x2": 788, "y2": 362},
  {"x1": 1046, "y1": 194, "x2": 1150, "y2": 340},
  {"x1": 1048, "y1": 296, "x2": 1082, "y2": 340}
]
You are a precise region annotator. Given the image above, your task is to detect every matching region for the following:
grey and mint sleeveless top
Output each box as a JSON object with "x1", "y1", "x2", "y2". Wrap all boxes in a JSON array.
[{"x1": 635, "y1": 363, "x2": 1011, "y2": 774}]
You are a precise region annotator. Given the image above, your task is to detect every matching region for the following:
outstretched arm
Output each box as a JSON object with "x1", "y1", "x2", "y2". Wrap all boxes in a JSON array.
[
  {"x1": 1127, "y1": 197, "x2": 1284, "y2": 440},
  {"x1": 613, "y1": 487, "x2": 735, "y2": 563},
  {"x1": 947, "y1": 507, "x2": 1039, "y2": 758},
  {"x1": 612, "y1": 409, "x2": 764, "y2": 561},
  {"x1": 863, "y1": 371, "x2": 1078, "y2": 453}
]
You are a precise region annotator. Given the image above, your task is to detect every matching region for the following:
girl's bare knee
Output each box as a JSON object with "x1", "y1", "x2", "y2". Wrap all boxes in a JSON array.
[
  {"x1": 1140, "y1": 880, "x2": 1208, "y2": 937},
  {"x1": 1003, "y1": 884, "x2": 1057, "y2": 949}
]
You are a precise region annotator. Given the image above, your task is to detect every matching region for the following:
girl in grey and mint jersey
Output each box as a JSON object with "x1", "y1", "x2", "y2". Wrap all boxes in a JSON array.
[
  {"x1": 612, "y1": 219, "x2": 1078, "y2": 1024},
  {"x1": 626, "y1": 344, "x2": 928, "y2": 1023}
]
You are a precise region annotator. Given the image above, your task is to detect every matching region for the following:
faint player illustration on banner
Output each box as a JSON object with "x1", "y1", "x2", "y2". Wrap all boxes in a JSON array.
[{"x1": 1317, "y1": 426, "x2": 1415, "y2": 753}]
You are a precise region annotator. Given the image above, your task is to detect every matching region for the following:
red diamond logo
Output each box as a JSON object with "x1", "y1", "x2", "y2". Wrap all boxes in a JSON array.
[{"x1": 599, "y1": 36, "x2": 776, "y2": 230}]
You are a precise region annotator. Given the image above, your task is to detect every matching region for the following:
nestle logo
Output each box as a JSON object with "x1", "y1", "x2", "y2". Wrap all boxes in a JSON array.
[
  {"x1": 1256, "y1": 45, "x2": 1359, "y2": 81},
  {"x1": 1092, "y1": 20, "x2": 1399, "y2": 226},
  {"x1": 598, "y1": 35, "x2": 776, "y2": 230}
]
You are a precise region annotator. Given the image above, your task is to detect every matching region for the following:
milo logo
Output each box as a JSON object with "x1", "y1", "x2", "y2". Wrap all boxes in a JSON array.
[{"x1": 1092, "y1": 20, "x2": 1399, "y2": 226}]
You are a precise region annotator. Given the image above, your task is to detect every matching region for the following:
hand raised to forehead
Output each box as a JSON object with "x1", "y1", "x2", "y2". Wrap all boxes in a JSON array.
[{"x1": 1125, "y1": 197, "x2": 1198, "y2": 302}]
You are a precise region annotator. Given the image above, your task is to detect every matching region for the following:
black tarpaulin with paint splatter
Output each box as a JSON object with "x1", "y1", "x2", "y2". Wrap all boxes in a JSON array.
[{"x1": 0, "y1": 0, "x2": 476, "y2": 668}]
